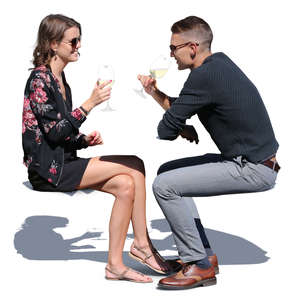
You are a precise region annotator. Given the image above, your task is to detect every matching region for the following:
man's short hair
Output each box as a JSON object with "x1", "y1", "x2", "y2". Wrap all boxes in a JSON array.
[{"x1": 171, "y1": 16, "x2": 213, "y2": 50}]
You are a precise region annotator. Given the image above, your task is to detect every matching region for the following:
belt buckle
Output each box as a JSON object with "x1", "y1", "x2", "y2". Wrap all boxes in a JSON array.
[
  {"x1": 269, "y1": 156, "x2": 277, "y2": 171},
  {"x1": 270, "y1": 158, "x2": 280, "y2": 172},
  {"x1": 271, "y1": 160, "x2": 276, "y2": 171}
]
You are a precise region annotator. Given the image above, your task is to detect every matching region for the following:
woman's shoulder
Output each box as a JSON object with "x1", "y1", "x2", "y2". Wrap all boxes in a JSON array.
[
  {"x1": 30, "y1": 65, "x2": 52, "y2": 79},
  {"x1": 26, "y1": 65, "x2": 53, "y2": 89}
]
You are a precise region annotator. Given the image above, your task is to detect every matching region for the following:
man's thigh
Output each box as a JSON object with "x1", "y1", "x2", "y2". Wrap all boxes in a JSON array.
[
  {"x1": 155, "y1": 155, "x2": 276, "y2": 197},
  {"x1": 157, "y1": 153, "x2": 222, "y2": 175}
]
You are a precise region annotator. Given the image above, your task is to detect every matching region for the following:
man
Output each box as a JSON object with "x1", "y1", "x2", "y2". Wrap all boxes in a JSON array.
[{"x1": 138, "y1": 16, "x2": 280, "y2": 290}]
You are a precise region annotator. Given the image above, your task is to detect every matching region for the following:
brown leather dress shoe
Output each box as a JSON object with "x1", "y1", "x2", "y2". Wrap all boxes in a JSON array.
[
  {"x1": 166, "y1": 254, "x2": 219, "y2": 274},
  {"x1": 158, "y1": 264, "x2": 217, "y2": 290}
]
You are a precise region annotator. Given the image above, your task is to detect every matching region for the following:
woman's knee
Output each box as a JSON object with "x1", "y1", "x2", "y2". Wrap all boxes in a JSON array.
[{"x1": 114, "y1": 175, "x2": 135, "y2": 201}]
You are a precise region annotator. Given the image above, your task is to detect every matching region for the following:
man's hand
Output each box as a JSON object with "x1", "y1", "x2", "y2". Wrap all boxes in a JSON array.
[
  {"x1": 180, "y1": 125, "x2": 199, "y2": 144},
  {"x1": 137, "y1": 75, "x2": 157, "y2": 95},
  {"x1": 84, "y1": 131, "x2": 103, "y2": 146}
]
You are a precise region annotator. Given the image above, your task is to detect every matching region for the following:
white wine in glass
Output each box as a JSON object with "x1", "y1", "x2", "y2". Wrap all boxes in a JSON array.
[
  {"x1": 97, "y1": 64, "x2": 115, "y2": 112},
  {"x1": 149, "y1": 55, "x2": 170, "y2": 80},
  {"x1": 134, "y1": 55, "x2": 170, "y2": 98},
  {"x1": 149, "y1": 68, "x2": 168, "y2": 79}
]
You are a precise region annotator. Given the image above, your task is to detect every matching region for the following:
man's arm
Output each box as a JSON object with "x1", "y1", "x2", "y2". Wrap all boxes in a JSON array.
[
  {"x1": 137, "y1": 73, "x2": 206, "y2": 143},
  {"x1": 157, "y1": 73, "x2": 211, "y2": 141},
  {"x1": 150, "y1": 89, "x2": 171, "y2": 111},
  {"x1": 137, "y1": 75, "x2": 171, "y2": 110}
]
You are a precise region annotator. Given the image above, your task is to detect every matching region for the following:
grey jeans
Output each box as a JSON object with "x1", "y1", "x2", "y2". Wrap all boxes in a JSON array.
[{"x1": 152, "y1": 154, "x2": 278, "y2": 263}]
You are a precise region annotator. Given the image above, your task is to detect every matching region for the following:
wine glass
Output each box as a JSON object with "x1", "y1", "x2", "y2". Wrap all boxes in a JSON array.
[
  {"x1": 134, "y1": 55, "x2": 170, "y2": 98},
  {"x1": 149, "y1": 55, "x2": 170, "y2": 80},
  {"x1": 97, "y1": 64, "x2": 115, "y2": 111}
]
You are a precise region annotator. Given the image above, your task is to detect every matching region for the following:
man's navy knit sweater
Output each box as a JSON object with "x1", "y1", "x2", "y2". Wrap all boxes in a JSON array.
[{"x1": 158, "y1": 52, "x2": 279, "y2": 163}]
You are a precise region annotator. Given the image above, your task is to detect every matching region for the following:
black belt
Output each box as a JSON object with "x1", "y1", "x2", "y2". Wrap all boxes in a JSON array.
[{"x1": 261, "y1": 157, "x2": 280, "y2": 173}]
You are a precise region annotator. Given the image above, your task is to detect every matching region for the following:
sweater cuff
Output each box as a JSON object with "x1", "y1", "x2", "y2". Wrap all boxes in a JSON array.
[
  {"x1": 78, "y1": 134, "x2": 89, "y2": 149},
  {"x1": 168, "y1": 96, "x2": 178, "y2": 105},
  {"x1": 67, "y1": 108, "x2": 87, "y2": 129}
]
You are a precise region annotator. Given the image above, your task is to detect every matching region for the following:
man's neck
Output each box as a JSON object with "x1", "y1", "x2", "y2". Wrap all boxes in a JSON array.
[{"x1": 191, "y1": 51, "x2": 212, "y2": 69}]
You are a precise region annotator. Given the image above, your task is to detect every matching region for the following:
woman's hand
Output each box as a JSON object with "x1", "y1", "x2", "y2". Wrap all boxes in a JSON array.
[
  {"x1": 81, "y1": 81, "x2": 112, "y2": 113},
  {"x1": 137, "y1": 75, "x2": 157, "y2": 95},
  {"x1": 84, "y1": 131, "x2": 103, "y2": 146}
]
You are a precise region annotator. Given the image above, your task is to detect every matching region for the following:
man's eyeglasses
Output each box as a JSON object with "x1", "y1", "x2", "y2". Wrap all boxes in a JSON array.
[
  {"x1": 169, "y1": 41, "x2": 199, "y2": 53},
  {"x1": 62, "y1": 37, "x2": 81, "y2": 50}
]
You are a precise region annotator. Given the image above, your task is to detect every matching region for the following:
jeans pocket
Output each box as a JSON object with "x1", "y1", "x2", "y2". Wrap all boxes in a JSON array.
[
  {"x1": 243, "y1": 163, "x2": 277, "y2": 191},
  {"x1": 223, "y1": 160, "x2": 243, "y2": 179}
]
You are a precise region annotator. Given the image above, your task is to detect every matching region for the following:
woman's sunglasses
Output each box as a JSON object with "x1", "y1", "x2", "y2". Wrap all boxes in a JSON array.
[{"x1": 62, "y1": 37, "x2": 81, "y2": 50}]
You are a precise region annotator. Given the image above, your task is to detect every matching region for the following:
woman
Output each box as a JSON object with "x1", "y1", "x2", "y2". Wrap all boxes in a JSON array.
[{"x1": 22, "y1": 14, "x2": 174, "y2": 283}]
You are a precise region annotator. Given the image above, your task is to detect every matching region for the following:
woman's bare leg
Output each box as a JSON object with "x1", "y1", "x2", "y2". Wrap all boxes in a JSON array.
[
  {"x1": 99, "y1": 174, "x2": 134, "y2": 267},
  {"x1": 96, "y1": 156, "x2": 169, "y2": 272},
  {"x1": 78, "y1": 156, "x2": 147, "y2": 240},
  {"x1": 98, "y1": 157, "x2": 148, "y2": 241},
  {"x1": 77, "y1": 155, "x2": 166, "y2": 279}
]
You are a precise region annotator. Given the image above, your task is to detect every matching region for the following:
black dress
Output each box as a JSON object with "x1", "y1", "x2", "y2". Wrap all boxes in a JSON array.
[{"x1": 28, "y1": 77, "x2": 91, "y2": 192}]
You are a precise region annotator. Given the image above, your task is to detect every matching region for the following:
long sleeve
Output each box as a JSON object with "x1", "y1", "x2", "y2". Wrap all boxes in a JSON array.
[
  {"x1": 64, "y1": 133, "x2": 88, "y2": 151},
  {"x1": 158, "y1": 52, "x2": 279, "y2": 162},
  {"x1": 158, "y1": 71, "x2": 211, "y2": 140},
  {"x1": 168, "y1": 96, "x2": 178, "y2": 105},
  {"x1": 28, "y1": 72, "x2": 86, "y2": 146}
]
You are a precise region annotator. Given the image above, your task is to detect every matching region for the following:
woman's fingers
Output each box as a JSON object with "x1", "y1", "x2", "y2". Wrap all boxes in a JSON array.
[
  {"x1": 97, "y1": 80, "x2": 112, "y2": 89},
  {"x1": 87, "y1": 131, "x2": 103, "y2": 146}
]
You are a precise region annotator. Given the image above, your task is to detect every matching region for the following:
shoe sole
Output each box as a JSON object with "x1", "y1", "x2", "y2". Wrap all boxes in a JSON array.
[
  {"x1": 105, "y1": 276, "x2": 152, "y2": 283},
  {"x1": 157, "y1": 277, "x2": 217, "y2": 290}
]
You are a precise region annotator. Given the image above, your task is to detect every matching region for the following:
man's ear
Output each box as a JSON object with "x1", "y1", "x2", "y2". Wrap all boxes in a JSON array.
[{"x1": 190, "y1": 43, "x2": 198, "y2": 60}]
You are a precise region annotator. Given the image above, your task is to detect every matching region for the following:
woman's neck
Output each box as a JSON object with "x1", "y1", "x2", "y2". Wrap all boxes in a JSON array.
[{"x1": 49, "y1": 58, "x2": 67, "y2": 79}]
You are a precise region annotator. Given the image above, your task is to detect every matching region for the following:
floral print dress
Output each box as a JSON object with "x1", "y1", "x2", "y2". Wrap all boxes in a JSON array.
[{"x1": 22, "y1": 65, "x2": 90, "y2": 191}]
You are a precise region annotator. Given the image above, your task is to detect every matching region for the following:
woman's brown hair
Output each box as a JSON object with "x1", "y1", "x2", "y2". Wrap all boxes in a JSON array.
[{"x1": 32, "y1": 14, "x2": 81, "y2": 67}]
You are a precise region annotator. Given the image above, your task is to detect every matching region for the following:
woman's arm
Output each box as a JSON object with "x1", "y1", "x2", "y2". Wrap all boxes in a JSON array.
[
  {"x1": 64, "y1": 132, "x2": 89, "y2": 151},
  {"x1": 28, "y1": 73, "x2": 86, "y2": 146}
]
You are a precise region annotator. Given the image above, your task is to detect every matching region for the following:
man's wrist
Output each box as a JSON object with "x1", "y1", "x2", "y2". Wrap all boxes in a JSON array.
[{"x1": 149, "y1": 85, "x2": 159, "y2": 97}]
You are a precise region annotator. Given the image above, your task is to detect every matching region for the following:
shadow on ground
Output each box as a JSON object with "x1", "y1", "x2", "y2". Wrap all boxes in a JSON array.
[{"x1": 14, "y1": 215, "x2": 269, "y2": 275}]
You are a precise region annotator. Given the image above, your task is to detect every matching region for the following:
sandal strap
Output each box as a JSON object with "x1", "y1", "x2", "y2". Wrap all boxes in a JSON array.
[
  {"x1": 106, "y1": 266, "x2": 148, "y2": 281},
  {"x1": 151, "y1": 247, "x2": 166, "y2": 262},
  {"x1": 133, "y1": 244, "x2": 153, "y2": 262},
  {"x1": 105, "y1": 266, "x2": 130, "y2": 279},
  {"x1": 120, "y1": 267, "x2": 130, "y2": 278},
  {"x1": 129, "y1": 268, "x2": 146, "y2": 277}
]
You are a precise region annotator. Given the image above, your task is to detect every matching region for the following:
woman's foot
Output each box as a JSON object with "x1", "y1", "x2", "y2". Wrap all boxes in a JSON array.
[
  {"x1": 129, "y1": 243, "x2": 171, "y2": 274},
  {"x1": 105, "y1": 264, "x2": 152, "y2": 283}
]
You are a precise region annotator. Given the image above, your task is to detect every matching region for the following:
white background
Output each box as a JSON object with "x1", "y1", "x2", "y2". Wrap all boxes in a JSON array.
[{"x1": 1, "y1": 0, "x2": 300, "y2": 299}]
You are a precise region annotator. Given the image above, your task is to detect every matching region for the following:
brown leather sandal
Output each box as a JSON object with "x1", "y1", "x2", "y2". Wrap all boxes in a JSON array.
[
  {"x1": 105, "y1": 266, "x2": 152, "y2": 283},
  {"x1": 129, "y1": 244, "x2": 176, "y2": 274}
]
